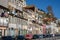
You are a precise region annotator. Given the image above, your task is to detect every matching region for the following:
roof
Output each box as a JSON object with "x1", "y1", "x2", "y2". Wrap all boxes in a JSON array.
[
  {"x1": 0, "y1": 5, "x2": 9, "y2": 11},
  {"x1": 23, "y1": 5, "x2": 35, "y2": 11}
]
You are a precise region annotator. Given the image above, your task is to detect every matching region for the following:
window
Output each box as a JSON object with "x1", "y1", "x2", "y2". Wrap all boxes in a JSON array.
[
  {"x1": 16, "y1": 0, "x2": 23, "y2": 7},
  {"x1": 35, "y1": 13, "x2": 38, "y2": 19},
  {"x1": 22, "y1": 20, "x2": 27, "y2": 26},
  {"x1": 19, "y1": 29, "x2": 23, "y2": 35},
  {"x1": 23, "y1": 1, "x2": 26, "y2": 7},
  {"x1": 3, "y1": 18, "x2": 8, "y2": 26},
  {"x1": 0, "y1": 17, "x2": 8, "y2": 26},
  {"x1": 10, "y1": 0, "x2": 15, "y2": 3},
  {"x1": 7, "y1": 28, "x2": 15, "y2": 36},
  {"x1": 27, "y1": 10, "x2": 33, "y2": 15},
  {"x1": 17, "y1": 18, "x2": 20, "y2": 24},
  {"x1": 20, "y1": 13, "x2": 23, "y2": 17},
  {"x1": 19, "y1": 0, "x2": 23, "y2": 2},
  {"x1": 0, "y1": 30, "x2": 2, "y2": 37},
  {"x1": 9, "y1": 16, "x2": 17, "y2": 24},
  {"x1": 22, "y1": 29, "x2": 27, "y2": 35},
  {"x1": 21, "y1": 20, "x2": 28, "y2": 30},
  {"x1": 16, "y1": 11, "x2": 23, "y2": 17},
  {"x1": 0, "y1": 18, "x2": 3, "y2": 26},
  {"x1": 23, "y1": 12, "x2": 28, "y2": 19}
]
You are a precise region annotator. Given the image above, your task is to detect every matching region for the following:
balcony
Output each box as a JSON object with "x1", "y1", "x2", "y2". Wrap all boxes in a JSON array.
[{"x1": 0, "y1": 17, "x2": 9, "y2": 27}]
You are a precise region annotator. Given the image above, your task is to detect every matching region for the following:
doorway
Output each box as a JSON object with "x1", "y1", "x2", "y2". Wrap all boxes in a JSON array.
[{"x1": 0, "y1": 30, "x2": 2, "y2": 38}]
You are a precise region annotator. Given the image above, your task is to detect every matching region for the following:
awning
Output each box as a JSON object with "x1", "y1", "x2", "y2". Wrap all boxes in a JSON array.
[
  {"x1": 23, "y1": 5, "x2": 35, "y2": 11},
  {"x1": 0, "y1": 27, "x2": 7, "y2": 29}
]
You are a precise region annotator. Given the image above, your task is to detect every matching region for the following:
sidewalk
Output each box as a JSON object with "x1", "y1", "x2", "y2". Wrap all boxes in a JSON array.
[{"x1": 32, "y1": 37, "x2": 60, "y2": 40}]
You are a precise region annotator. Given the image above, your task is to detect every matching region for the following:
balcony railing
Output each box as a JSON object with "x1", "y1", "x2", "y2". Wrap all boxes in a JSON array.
[{"x1": 0, "y1": 17, "x2": 9, "y2": 27}]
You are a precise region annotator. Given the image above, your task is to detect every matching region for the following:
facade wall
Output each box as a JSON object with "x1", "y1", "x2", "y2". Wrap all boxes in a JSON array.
[
  {"x1": 0, "y1": 0, "x2": 8, "y2": 8},
  {"x1": 0, "y1": 0, "x2": 43, "y2": 37},
  {"x1": 8, "y1": 0, "x2": 26, "y2": 11},
  {"x1": 0, "y1": 0, "x2": 58, "y2": 37},
  {"x1": 0, "y1": 17, "x2": 8, "y2": 26}
]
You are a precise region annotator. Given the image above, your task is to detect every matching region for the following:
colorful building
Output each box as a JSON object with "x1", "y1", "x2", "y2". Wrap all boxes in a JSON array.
[{"x1": 0, "y1": 0, "x2": 59, "y2": 38}]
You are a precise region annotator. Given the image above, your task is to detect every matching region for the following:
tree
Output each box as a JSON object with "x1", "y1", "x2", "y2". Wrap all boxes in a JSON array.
[{"x1": 47, "y1": 6, "x2": 54, "y2": 18}]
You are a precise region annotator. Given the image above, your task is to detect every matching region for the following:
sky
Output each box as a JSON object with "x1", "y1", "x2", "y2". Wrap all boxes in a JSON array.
[{"x1": 26, "y1": 0, "x2": 60, "y2": 19}]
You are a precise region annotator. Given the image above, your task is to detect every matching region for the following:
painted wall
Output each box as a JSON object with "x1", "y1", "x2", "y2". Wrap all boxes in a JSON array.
[{"x1": 0, "y1": 0, "x2": 8, "y2": 8}]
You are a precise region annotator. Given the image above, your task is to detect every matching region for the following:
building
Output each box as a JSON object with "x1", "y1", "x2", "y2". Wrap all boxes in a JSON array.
[
  {"x1": 0, "y1": 0, "x2": 27, "y2": 37},
  {"x1": 0, "y1": 0, "x2": 59, "y2": 37}
]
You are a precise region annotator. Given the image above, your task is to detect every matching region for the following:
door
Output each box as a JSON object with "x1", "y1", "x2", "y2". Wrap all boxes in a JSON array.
[{"x1": 0, "y1": 30, "x2": 2, "y2": 38}]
